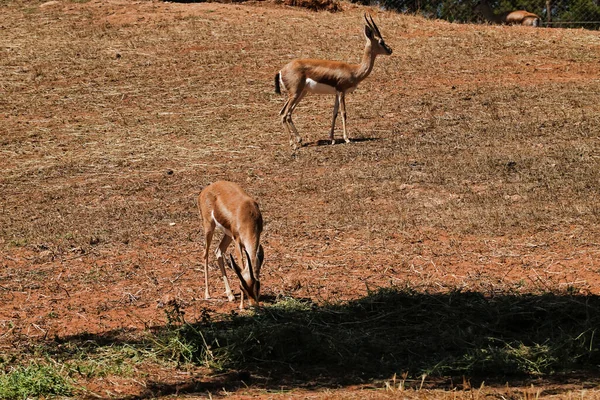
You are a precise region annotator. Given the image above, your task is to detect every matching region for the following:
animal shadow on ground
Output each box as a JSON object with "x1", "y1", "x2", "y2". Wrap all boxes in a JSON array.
[
  {"x1": 45, "y1": 288, "x2": 600, "y2": 398},
  {"x1": 303, "y1": 136, "x2": 380, "y2": 147},
  {"x1": 166, "y1": 0, "x2": 224, "y2": 3}
]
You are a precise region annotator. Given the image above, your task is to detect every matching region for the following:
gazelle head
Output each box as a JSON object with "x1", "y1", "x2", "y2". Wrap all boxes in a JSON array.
[
  {"x1": 364, "y1": 13, "x2": 392, "y2": 56},
  {"x1": 228, "y1": 245, "x2": 264, "y2": 307}
]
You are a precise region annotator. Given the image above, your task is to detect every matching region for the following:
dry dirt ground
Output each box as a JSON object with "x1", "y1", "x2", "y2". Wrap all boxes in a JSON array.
[{"x1": 1, "y1": 0, "x2": 600, "y2": 398}]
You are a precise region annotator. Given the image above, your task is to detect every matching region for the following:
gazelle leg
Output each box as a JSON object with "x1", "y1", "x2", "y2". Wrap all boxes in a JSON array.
[
  {"x1": 281, "y1": 119, "x2": 298, "y2": 148},
  {"x1": 289, "y1": 90, "x2": 306, "y2": 114},
  {"x1": 330, "y1": 95, "x2": 340, "y2": 145},
  {"x1": 215, "y1": 235, "x2": 235, "y2": 302},
  {"x1": 203, "y1": 227, "x2": 214, "y2": 300},
  {"x1": 282, "y1": 91, "x2": 306, "y2": 149},
  {"x1": 339, "y1": 92, "x2": 350, "y2": 143},
  {"x1": 279, "y1": 99, "x2": 290, "y2": 116},
  {"x1": 287, "y1": 116, "x2": 302, "y2": 148},
  {"x1": 280, "y1": 99, "x2": 296, "y2": 146}
]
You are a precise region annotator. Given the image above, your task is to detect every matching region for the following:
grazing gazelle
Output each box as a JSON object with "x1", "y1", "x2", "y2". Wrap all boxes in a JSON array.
[
  {"x1": 474, "y1": 0, "x2": 541, "y2": 26},
  {"x1": 274, "y1": 14, "x2": 392, "y2": 149},
  {"x1": 198, "y1": 181, "x2": 264, "y2": 310}
]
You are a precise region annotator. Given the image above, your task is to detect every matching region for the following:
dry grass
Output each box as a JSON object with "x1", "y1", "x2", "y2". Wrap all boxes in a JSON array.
[
  {"x1": 1, "y1": 0, "x2": 600, "y2": 397},
  {"x1": 2, "y1": 1, "x2": 599, "y2": 254},
  {"x1": 2, "y1": 1, "x2": 600, "y2": 251}
]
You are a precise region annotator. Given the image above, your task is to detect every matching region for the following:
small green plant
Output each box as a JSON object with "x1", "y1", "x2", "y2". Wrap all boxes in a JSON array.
[
  {"x1": 8, "y1": 238, "x2": 28, "y2": 247},
  {"x1": 152, "y1": 301, "x2": 217, "y2": 368},
  {"x1": 64, "y1": 344, "x2": 141, "y2": 379},
  {"x1": 0, "y1": 362, "x2": 75, "y2": 399}
]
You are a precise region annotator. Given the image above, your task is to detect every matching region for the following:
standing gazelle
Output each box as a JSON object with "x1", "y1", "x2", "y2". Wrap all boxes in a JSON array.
[
  {"x1": 275, "y1": 14, "x2": 392, "y2": 149},
  {"x1": 198, "y1": 181, "x2": 264, "y2": 310}
]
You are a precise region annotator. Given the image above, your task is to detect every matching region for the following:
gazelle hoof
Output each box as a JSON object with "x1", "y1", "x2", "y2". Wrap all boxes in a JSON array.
[{"x1": 291, "y1": 140, "x2": 302, "y2": 150}]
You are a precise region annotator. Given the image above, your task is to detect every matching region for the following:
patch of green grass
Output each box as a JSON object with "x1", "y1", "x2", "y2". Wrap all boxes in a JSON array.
[
  {"x1": 0, "y1": 362, "x2": 75, "y2": 399},
  {"x1": 0, "y1": 339, "x2": 154, "y2": 397},
  {"x1": 8, "y1": 238, "x2": 28, "y2": 248},
  {"x1": 62, "y1": 344, "x2": 143, "y2": 379}
]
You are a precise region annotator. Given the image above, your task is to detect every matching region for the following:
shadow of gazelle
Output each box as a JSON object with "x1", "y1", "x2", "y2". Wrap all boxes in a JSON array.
[{"x1": 302, "y1": 136, "x2": 381, "y2": 147}]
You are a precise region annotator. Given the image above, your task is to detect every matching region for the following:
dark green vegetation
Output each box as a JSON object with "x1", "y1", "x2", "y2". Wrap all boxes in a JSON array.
[
  {"x1": 0, "y1": 363, "x2": 75, "y2": 399},
  {"x1": 355, "y1": 0, "x2": 600, "y2": 28}
]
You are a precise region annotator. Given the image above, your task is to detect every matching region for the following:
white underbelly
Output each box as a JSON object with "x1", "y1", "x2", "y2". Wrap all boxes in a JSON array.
[
  {"x1": 305, "y1": 78, "x2": 356, "y2": 95},
  {"x1": 212, "y1": 210, "x2": 232, "y2": 237},
  {"x1": 305, "y1": 78, "x2": 336, "y2": 94}
]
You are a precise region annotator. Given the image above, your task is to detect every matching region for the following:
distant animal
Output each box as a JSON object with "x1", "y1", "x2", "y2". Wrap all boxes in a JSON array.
[
  {"x1": 198, "y1": 181, "x2": 264, "y2": 310},
  {"x1": 274, "y1": 13, "x2": 393, "y2": 149},
  {"x1": 474, "y1": 0, "x2": 541, "y2": 26}
]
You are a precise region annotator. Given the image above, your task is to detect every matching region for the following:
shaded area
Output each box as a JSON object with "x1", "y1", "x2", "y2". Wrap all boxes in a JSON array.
[{"x1": 36, "y1": 288, "x2": 600, "y2": 398}]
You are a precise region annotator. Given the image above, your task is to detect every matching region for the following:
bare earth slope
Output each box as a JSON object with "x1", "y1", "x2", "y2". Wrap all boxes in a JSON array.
[{"x1": 1, "y1": 0, "x2": 600, "y2": 397}]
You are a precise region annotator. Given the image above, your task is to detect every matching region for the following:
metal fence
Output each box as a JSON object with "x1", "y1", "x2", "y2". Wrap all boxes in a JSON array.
[{"x1": 356, "y1": 0, "x2": 600, "y2": 29}]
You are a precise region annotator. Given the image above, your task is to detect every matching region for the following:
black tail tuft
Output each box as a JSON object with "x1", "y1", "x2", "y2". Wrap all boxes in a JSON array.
[{"x1": 274, "y1": 72, "x2": 281, "y2": 95}]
